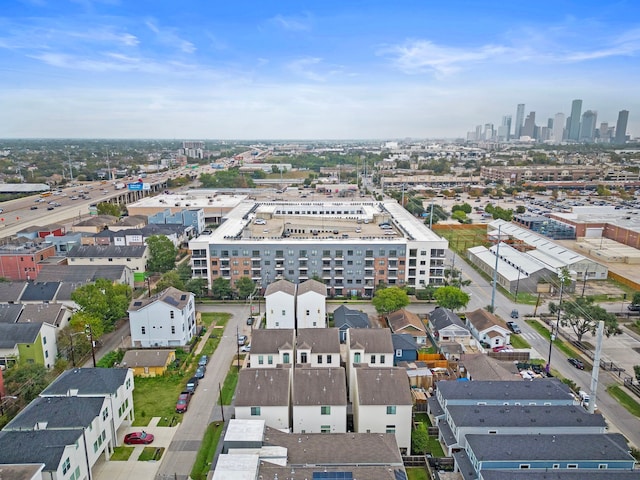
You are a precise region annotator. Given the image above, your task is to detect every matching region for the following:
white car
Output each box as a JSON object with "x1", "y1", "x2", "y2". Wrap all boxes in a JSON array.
[{"x1": 240, "y1": 344, "x2": 251, "y2": 352}]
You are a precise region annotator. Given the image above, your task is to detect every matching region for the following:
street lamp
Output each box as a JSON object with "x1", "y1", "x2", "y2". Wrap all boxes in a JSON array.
[{"x1": 85, "y1": 324, "x2": 97, "y2": 367}]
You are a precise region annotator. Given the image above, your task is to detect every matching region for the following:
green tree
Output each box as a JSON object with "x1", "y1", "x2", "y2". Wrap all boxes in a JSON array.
[
  {"x1": 452, "y1": 203, "x2": 472, "y2": 214},
  {"x1": 411, "y1": 428, "x2": 430, "y2": 455},
  {"x1": 185, "y1": 277, "x2": 209, "y2": 297},
  {"x1": 146, "y1": 235, "x2": 178, "y2": 273},
  {"x1": 444, "y1": 268, "x2": 471, "y2": 288},
  {"x1": 57, "y1": 326, "x2": 92, "y2": 367},
  {"x1": 235, "y1": 277, "x2": 255, "y2": 300},
  {"x1": 434, "y1": 286, "x2": 470, "y2": 311},
  {"x1": 3, "y1": 363, "x2": 53, "y2": 405},
  {"x1": 96, "y1": 202, "x2": 123, "y2": 216},
  {"x1": 550, "y1": 296, "x2": 619, "y2": 342},
  {"x1": 372, "y1": 286, "x2": 410, "y2": 315},
  {"x1": 70, "y1": 311, "x2": 105, "y2": 339},
  {"x1": 632, "y1": 292, "x2": 640, "y2": 306},
  {"x1": 70, "y1": 279, "x2": 132, "y2": 332},
  {"x1": 211, "y1": 277, "x2": 232, "y2": 300},
  {"x1": 154, "y1": 270, "x2": 185, "y2": 292},
  {"x1": 177, "y1": 261, "x2": 194, "y2": 283},
  {"x1": 634, "y1": 365, "x2": 640, "y2": 382},
  {"x1": 516, "y1": 205, "x2": 526, "y2": 214},
  {"x1": 451, "y1": 210, "x2": 467, "y2": 223}
]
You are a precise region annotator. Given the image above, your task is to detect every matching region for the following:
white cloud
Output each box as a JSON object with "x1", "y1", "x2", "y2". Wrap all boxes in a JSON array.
[
  {"x1": 145, "y1": 19, "x2": 195, "y2": 54},
  {"x1": 270, "y1": 13, "x2": 311, "y2": 32}
]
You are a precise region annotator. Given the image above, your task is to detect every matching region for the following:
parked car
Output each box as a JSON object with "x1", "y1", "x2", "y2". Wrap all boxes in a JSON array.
[
  {"x1": 568, "y1": 358, "x2": 585, "y2": 370},
  {"x1": 30, "y1": 206, "x2": 38, "y2": 210},
  {"x1": 195, "y1": 365, "x2": 206, "y2": 379},
  {"x1": 628, "y1": 304, "x2": 640, "y2": 311},
  {"x1": 237, "y1": 334, "x2": 247, "y2": 346},
  {"x1": 124, "y1": 431, "x2": 154, "y2": 445},
  {"x1": 240, "y1": 343, "x2": 251, "y2": 352},
  {"x1": 506, "y1": 321, "x2": 521, "y2": 334},
  {"x1": 246, "y1": 317, "x2": 254, "y2": 326},
  {"x1": 198, "y1": 355, "x2": 208, "y2": 367},
  {"x1": 186, "y1": 376, "x2": 199, "y2": 394},
  {"x1": 176, "y1": 392, "x2": 190, "y2": 413},
  {"x1": 47, "y1": 206, "x2": 55, "y2": 210}
]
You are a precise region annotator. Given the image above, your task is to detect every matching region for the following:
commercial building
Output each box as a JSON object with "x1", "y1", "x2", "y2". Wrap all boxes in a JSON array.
[{"x1": 189, "y1": 198, "x2": 448, "y2": 298}]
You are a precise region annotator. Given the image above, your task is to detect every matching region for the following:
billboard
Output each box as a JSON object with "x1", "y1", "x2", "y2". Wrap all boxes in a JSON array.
[{"x1": 128, "y1": 183, "x2": 143, "y2": 191}]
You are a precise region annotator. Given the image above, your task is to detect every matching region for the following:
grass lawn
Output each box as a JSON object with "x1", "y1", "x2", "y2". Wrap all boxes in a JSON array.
[
  {"x1": 220, "y1": 363, "x2": 239, "y2": 405},
  {"x1": 406, "y1": 467, "x2": 429, "y2": 480},
  {"x1": 525, "y1": 319, "x2": 578, "y2": 358},
  {"x1": 133, "y1": 375, "x2": 189, "y2": 427},
  {"x1": 607, "y1": 385, "x2": 640, "y2": 417},
  {"x1": 191, "y1": 422, "x2": 225, "y2": 480},
  {"x1": 413, "y1": 413, "x2": 432, "y2": 426},
  {"x1": 110, "y1": 446, "x2": 134, "y2": 461},
  {"x1": 200, "y1": 312, "x2": 231, "y2": 328},
  {"x1": 509, "y1": 334, "x2": 531, "y2": 349},
  {"x1": 138, "y1": 446, "x2": 164, "y2": 461}
]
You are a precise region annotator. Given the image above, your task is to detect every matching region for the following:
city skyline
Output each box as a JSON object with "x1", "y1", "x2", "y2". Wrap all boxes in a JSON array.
[{"x1": 1, "y1": 0, "x2": 639, "y2": 140}]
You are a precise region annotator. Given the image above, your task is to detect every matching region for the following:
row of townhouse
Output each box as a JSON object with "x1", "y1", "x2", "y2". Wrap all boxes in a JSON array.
[
  {"x1": 0, "y1": 368, "x2": 135, "y2": 479},
  {"x1": 235, "y1": 327, "x2": 413, "y2": 453},
  {"x1": 264, "y1": 278, "x2": 327, "y2": 329},
  {"x1": 428, "y1": 379, "x2": 638, "y2": 479}
]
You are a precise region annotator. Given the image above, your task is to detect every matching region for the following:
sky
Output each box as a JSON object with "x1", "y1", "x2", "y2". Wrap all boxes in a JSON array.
[{"x1": 1, "y1": 0, "x2": 639, "y2": 140}]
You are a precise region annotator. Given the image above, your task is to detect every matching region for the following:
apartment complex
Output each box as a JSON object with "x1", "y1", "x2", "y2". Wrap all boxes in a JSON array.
[{"x1": 189, "y1": 199, "x2": 448, "y2": 297}]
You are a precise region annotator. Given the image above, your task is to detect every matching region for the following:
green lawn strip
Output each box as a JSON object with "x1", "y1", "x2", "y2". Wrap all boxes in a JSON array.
[
  {"x1": 406, "y1": 467, "x2": 429, "y2": 480},
  {"x1": 190, "y1": 422, "x2": 225, "y2": 480},
  {"x1": 200, "y1": 312, "x2": 231, "y2": 328},
  {"x1": 220, "y1": 364, "x2": 239, "y2": 405},
  {"x1": 413, "y1": 413, "x2": 431, "y2": 426},
  {"x1": 138, "y1": 446, "x2": 164, "y2": 461},
  {"x1": 524, "y1": 319, "x2": 580, "y2": 359},
  {"x1": 110, "y1": 446, "x2": 134, "y2": 461},
  {"x1": 132, "y1": 375, "x2": 188, "y2": 427},
  {"x1": 428, "y1": 436, "x2": 445, "y2": 457},
  {"x1": 509, "y1": 334, "x2": 531, "y2": 349},
  {"x1": 607, "y1": 385, "x2": 640, "y2": 418}
]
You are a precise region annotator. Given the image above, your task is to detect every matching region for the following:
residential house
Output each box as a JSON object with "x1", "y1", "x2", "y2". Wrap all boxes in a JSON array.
[
  {"x1": 18, "y1": 303, "x2": 72, "y2": 329},
  {"x1": 0, "y1": 465, "x2": 44, "y2": 479},
  {"x1": 40, "y1": 367, "x2": 135, "y2": 442},
  {"x1": 235, "y1": 367, "x2": 292, "y2": 430},
  {"x1": 333, "y1": 304, "x2": 370, "y2": 343},
  {"x1": 128, "y1": 287, "x2": 196, "y2": 348},
  {"x1": 295, "y1": 279, "x2": 326, "y2": 329},
  {"x1": 36, "y1": 264, "x2": 135, "y2": 289},
  {"x1": 0, "y1": 322, "x2": 57, "y2": 369},
  {"x1": 0, "y1": 282, "x2": 29, "y2": 304},
  {"x1": 292, "y1": 367, "x2": 347, "y2": 434},
  {"x1": 92, "y1": 224, "x2": 188, "y2": 249},
  {"x1": 480, "y1": 470, "x2": 640, "y2": 480},
  {"x1": 295, "y1": 328, "x2": 340, "y2": 367},
  {"x1": 346, "y1": 329, "x2": 394, "y2": 400},
  {"x1": 121, "y1": 349, "x2": 176, "y2": 377},
  {"x1": 71, "y1": 215, "x2": 119, "y2": 234},
  {"x1": 465, "y1": 309, "x2": 511, "y2": 349},
  {"x1": 148, "y1": 208, "x2": 205, "y2": 235},
  {"x1": 428, "y1": 307, "x2": 473, "y2": 346},
  {"x1": 0, "y1": 304, "x2": 23, "y2": 324},
  {"x1": 386, "y1": 308, "x2": 428, "y2": 346},
  {"x1": 0, "y1": 243, "x2": 57, "y2": 281},
  {"x1": 391, "y1": 333, "x2": 419, "y2": 365},
  {"x1": 265, "y1": 280, "x2": 296, "y2": 329},
  {"x1": 42, "y1": 231, "x2": 85, "y2": 255},
  {"x1": 248, "y1": 329, "x2": 295, "y2": 368},
  {"x1": 19, "y1": 282, "x2": 60, "y2": 304},
  {"x1": 352, "y1": 366, "x2": 413, "y2": 454},
  {"x1": 67, "y1": 245, "x2": 148, "y2": 273}
]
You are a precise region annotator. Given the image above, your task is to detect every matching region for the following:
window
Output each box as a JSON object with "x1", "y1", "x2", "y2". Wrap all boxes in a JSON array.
[
  {"x1": 519, "y1": 465, "x2": 530, "y2": 469},
  {"x1": 326, "y1": 354, "x2": 332, "y2": 364},
  {"x1": 102, "y1": 408, "x2": 109, "y2": 420},
  {"x1": 396, "y1": 349, "x2": 402, "y2": 357},
  {"x1": 567, "y1": 464, "x2": 578, "y2": 469},
  {"x1": 354, "y1": 352, "x2": 361, "y2": 363},
  {"x1": 371, "y1": 355, "x2": 376, "y2": 364},
  {"x1": 598, "y1": 465, "x2": 608, "y2": 469},
  {"x1": 321, "y1": 425, "x2": 331, "y2": 433},
  {"x1": 317, "y1": 355, "x2": 323, "y2": 364},
  {"x1": 301, "y1": 352, "x2": 308, "y2": 363},
  {"x1": 321, "y1": 406, "x2": 331, "y2": 415},
  {"x1": 43, "y1": 336, "x2": 47, "y2": 344},
  {"x1": 141, "y1": 326, "x2": 146, "y2": 334},
  {"x1": 380, "y1": 354, "x2": 386, "y2": 364},
  {"x1": 386, "y1": 405, "x2": 396, "y2": 415},
  {"x1": 62, "y1": 458, "x2": 71, "y2": 474},
  {"x1": 386, "y1": 425, "x2": 396, "y2": 434},
  {"x1": 171, "y1": 325, "x2": 176, "y2": 334},
  {"x1": 281, "y1": 310, "x2": 286, "y2": 316},
  {"x1": 258, "y1": 356, "x2": 264, "y2": 365},
  {"x1": 251, "y1": 406, "x2": 261, "y2": 416},
  {"x1": 283, "y1": 353, "x2": 290, "y2": 364},
  {"x1": 552, "y1": 464, "x2": 560, "y2": 469},
  {"x1": 267, "y1": 355, "x2": 273, "y2": 365}
]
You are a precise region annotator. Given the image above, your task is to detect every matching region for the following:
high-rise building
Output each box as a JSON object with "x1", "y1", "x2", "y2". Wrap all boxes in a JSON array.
[
  {"x1": 615, "y1": 110, "x2": 629, "y2": 144},
  {"x1": 498, "y1": 115, "x2": 512, "y2": 142},
  {"x1": 484, "y1": 123, "x2": 494, "y2": 141},
  {"x1": 598, "y1": 122, "x2": 610, "y2": 143},
  {"x1": 514, "y1": 104, "x2": 525, "y2": 139},
  {"x1": 521, "y1": 111, "x2": 536, "y2": 139},
  {"x1": 553, "y1": 113, "x2": 565, "y2": 143},
  {"x1": 579, "y1": 110, "x2": 598, "y2": 142},
  {"x1": 568, "y1": 99, "x2": 583, "y2": 141},
  {"x1": 475, "y1": 125, "x2": 483, "y2": 142}
]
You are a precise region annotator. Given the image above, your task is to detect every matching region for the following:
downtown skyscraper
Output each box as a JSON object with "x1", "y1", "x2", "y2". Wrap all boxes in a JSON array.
[
  {"x1": 567, "y1": 99, "x2": 583, "y2": 141},
  {"x1": 514, "y1": 104, "x2": 525, "y2": 139},
  {"x1": 615, "y1": 110, "x2": 629, "y2": 144}
]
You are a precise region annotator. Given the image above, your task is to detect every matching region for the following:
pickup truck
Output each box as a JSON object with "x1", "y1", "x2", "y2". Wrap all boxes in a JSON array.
[{"x1": 175, "y1": 391, "x2": 190, "y2": 413}]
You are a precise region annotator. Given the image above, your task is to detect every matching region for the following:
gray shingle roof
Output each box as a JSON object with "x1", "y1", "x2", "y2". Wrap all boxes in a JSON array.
[
  {"x1": 235, "y1": 368, "x2": 291, "y2": 407},
  {"x1": 429, "y1": 306, "x2": 468, "y2": 331},
  {"x1": 0, "y1": 323, "x2": 42, "y2": 347},
  {"x1": 41, "y1": 367, "x2": 129, "y2": 396},
  {"x1": 355, "y1": 367, "x2": 412, "y2": 406},
  {"x1": 122, "y1": 349, "x2": 174, "y2": 368},
  {"x1": 18, "y1": 303, "x2": 67, "y2": 326},
  {"x1": 0, "y1": 282, "x2": 28, "y2": 302},
  {"x1": 265, "y1": 279, "x2": 296, "y2": 296},
  {"x1": 249, "y1": 329, "x2": 295, "y2": 355},
  {"x1": 36, "y1": 264, "x2": 129, "y2": 283},
  {"x1": 333, "y1": 305, "x2": 370, "y2": 330},
  {"x1": 392, "y1": 333, "x2": 419, "y2": 351},
  {"x1": 0, "y1": 429, "x2": 84, "y2": 471},
  {"x1": 293, "y1": 367, "x2": 346, "y2": 406},
  {"x1": 436, "y1": 378, "x2": 575, "y2": 402},
  {"x1": 68, "y1": 244, "x2": 147, "y2": 258},
  {"x1": 295, "y1": 328, "x2": 340, "y2": 353},
  {"x1": 0, "y1": 304, "x2": 23, "y2": 323},
  {"x1": 128, "y1": 287, "x2": 192, "y2": 312},
  {"x1": 296, "y1": 279, "x2": 326, "y2": 296},
  {"x1": 5, "y1": 396, "x2": 104, "y2": 430},
  {"x1": 263, "y1": 426, "x2": 403, "y2": 466},
  {"x1": 349, "y1": 328, "x2": 394, "y2": 353},
  {"x1": 258, "y1": 464, "x2": 407, "y2": 480},
  {"x1": 447, "y1": 404, "x2": 607, "y2": 428},
  {"x1": 0, "y1": 464, "x2": 45, "y2": 480},
  {"x1": 20, "y1": 282, "x2": 60, "y2": 301},
  {"x1": 467, "y1": 433, "x2": 633, "y2": 462},
  {"x1": 480, "y1": 470, "x2": 640, "y2": 480}
]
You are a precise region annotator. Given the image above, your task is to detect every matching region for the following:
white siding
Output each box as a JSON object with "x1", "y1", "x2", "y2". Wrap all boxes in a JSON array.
[
  {"x1": 129, "y1": 297, "x2": 196, "y2": 348},
  {"x1": 296, "y1": 291, "x2": 326, "y2": 329},
  {"x1": 235, "y1": 405, "x2": 290, "y2": 431},
  {"x1": 292, "y1": 404, "x2": 347, "y2": 434},
  {"x1": 265, "y1": 291, "x2": 295, "y2": 329},
  {"x1": 353, "y1": 403, "x2": 412, "y2": 453}
]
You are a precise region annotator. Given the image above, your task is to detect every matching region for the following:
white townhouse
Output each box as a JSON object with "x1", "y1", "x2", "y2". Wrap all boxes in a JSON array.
[
  {"x1": 352, "y1": 367, "x2": 413, "y2": 455},
  {"x1": 128, "y1": 287, "x2": 196, "y2": 348},
  {"x1": 248, "y1": 329, "x2": 295, "y2": 368},
  {"x1": 265, "y1": 280, "x2": 296, "y2": 329},
  {"x1": 295, "y1": 279, "x2": 327, "y2": 328},
  {"x1": 346, "y1": 328, "x2": 394, "y2": 401},
  {"x1": 234, "y1": 367, "x2": 292, "y2": 431},
  {"x1": 295, "y1": 328, "x2": 341, "y2": 368},
  {"x1": 292, "y1": 367, "x2": 347, "y2": 434}
]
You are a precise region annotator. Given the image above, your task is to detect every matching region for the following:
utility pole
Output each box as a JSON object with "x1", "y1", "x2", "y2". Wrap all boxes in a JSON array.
[
  {"x1": 490, "y1": 224, "x2": 502, "y2": 312},
  {"x1": 546, "y1": 268, "x2": 570, "y2": 374},
  {"x1": 85, "y1": 324, "x2": 97, "y2": 368},
  {"x1": 218, "y1": 382, "x2": 225, "y2": 422},
  {"x1": 67, "y1": 151, "x2": 74, "y2": 182}
]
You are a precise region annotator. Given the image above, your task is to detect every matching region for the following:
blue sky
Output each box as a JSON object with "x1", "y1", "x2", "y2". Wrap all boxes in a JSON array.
[{"x1": 1, "y1": 0, "x2": 639, "y2": 139}]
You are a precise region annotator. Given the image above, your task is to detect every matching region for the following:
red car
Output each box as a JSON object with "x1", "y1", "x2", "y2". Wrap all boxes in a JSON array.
[
  {"x1": 176, "y1": 391, "x2": 190, "y2": 413},
  {"x1": 124, "y1": 431, "x2": 154, "y2": 445}
]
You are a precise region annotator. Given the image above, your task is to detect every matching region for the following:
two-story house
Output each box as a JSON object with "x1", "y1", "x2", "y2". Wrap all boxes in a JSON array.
[
  {"x1": 332, "y1": 304, "x2": 370, "y2": 343},
  {"x1": 352, "y1": 366, "x2": 413, "y2": 454},
  {"x1": 248, "y1": 329, "x2": 295, "y2": 368},
  {"x1": 346, "y1": 329, "x2": 394, "y2": 400},
  {"x1": 295, "y1": 279, "x2": 327, "y2": 328},
  {"x1": 128, "y1": 287, "x2": 196, "y2": 348},
  {"x1": 292, "y1": 367, "x2": 347, "y2": 434},
  {"x1": 67, "y1": 245, "x2": 148, "y2": 273},
  {"x1": 295, "y1": 328, "x2": 340, "y2": 367},
  {"x1": 235, "y1": 367, "x2": 292, "y2": 430},
  {"x1": 0, "y1": 322, "x2": 57, "y2": 369},
  {"x1": 265, "y1": 280, "x2": 296, "y2": 329}
]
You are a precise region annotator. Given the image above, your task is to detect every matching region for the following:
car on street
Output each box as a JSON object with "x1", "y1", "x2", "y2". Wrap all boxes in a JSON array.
[
  {"x1": 195, "y1": 365, "x2": 206, "y2": 379},
  {"x1": 246, "y1": 317, "x2": 254, "y2": 326},
  {"x1": 237, "y1": 334, "x2": 247, "y2": 345},
  {"x1": 30, "y1": 206, "x2": 38, "y2": 210},
  {"x1": 47, "y1": 206, "x2": 55, "y2": 210},
  {"x1": 198, "y1": 355, "x2": 208, "y2": 367},
  {"x1": 176, "y1": 391, "x2": 190, "y2": 413},
  {"x1": 628, "y1": 304, "x2": 640, "y2": 311},
  {"x1": 186, "y1": 376, "x2": 198, "y2": 394},
  {"x1": 124, "y1": 431, "x2": 154, "y2": 445},
  {"x1": 568, "y1": 358, "x2": 585, "y2": 370},
  {"x1": 510, "y1": 309, "x2": 519, "y2": 319},
  {"x1": 240, "y1": 343, "x2": 251, "y2": 352},
  {"x1": 506, "y1": 321, "x2": 521, "y2": 334}
]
